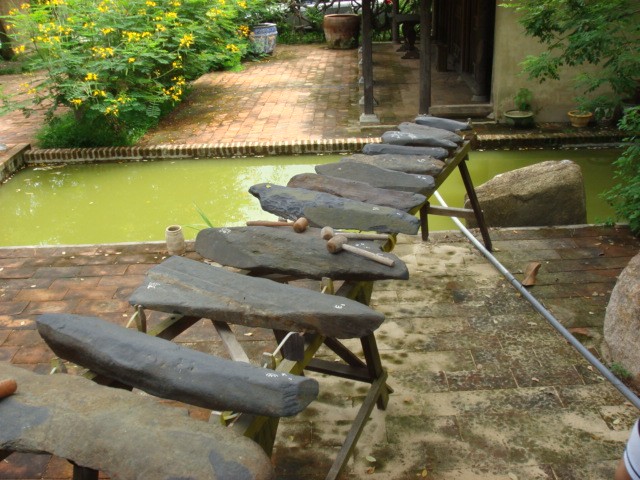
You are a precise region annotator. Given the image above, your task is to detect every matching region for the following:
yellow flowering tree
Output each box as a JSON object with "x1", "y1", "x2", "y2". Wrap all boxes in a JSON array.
[{"x1": 4, "y1": 0, "x2": 255, "y2": 146}]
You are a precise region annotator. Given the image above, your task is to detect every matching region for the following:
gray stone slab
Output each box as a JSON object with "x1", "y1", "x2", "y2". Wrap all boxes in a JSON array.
[
  {"x1": 341, "y1": 153, "x2": 445, "y2": 176},
  {"x1": 414, "y1": 115, "x2": 472, "y2": 132},
  {"x1": 315, "y1": 161, "x2": 435, "y2": 196},
  {"x1": 0, "y1": 362, "x2": 274, "y2": 480},
  {"x1": 362, "y1": 143, "x2": 449, "y2": 159},
  {"x1": 397, "y1": 122, "x2": 464, "y2": 144},
  {"x1": 249, "y1": 183, "x2": 421, "y2": 235},
  {"x1": 196, "y1": 226, "x2": 409, "y2": 281},
  {"x1": 130, "y1": 255, "x2": 385, "y2": 339},
  {"x1": 37, "y1": 313, "x2": 319, "y2": 417},
  {"x1": 287, "y1": 173, "x2": 425, "y2": 212},
  {"x1": 381, "y1": 130, "x2": 458, "y2": 149}
]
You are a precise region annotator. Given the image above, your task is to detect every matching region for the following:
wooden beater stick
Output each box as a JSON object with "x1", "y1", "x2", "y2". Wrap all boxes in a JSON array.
[
  {"x1": 246, "y1": 217, "x2": 309, "y2": 233},
  {"x1": 320, "y1": 226, "x2": 389, "y2": 241},
  {"x1": 326, "y1": 235, "x2": 395, "y2": 267}
]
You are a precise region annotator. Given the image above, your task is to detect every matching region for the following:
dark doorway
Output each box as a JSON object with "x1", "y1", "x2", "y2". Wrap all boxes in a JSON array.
[{"x1": 433, "y1": 0, "x2": 495, "y2": 101}]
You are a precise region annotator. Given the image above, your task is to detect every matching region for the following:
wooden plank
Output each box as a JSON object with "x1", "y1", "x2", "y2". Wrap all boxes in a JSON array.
[
  {"x1": 212, "y1": 320, "x2": 251, "y2": 363},
  {"x1": 427, "y1": 205, "x2": 475, "y2": 219},
  {"x1": 324, "y1": 371, "x2": 389, "y2": 480},
  {"x1": 37, "y1": 313, "x2": 319, "y2": 417}
]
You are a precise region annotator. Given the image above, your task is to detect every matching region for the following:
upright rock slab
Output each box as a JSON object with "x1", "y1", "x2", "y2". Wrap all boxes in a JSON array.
[
  {"x1": 315, "y1": 162, "x2": 435, "y2": 195},
  {"x1": 249, "y1": 183, "x2": 421, "y2": 235},
  {"x1": 341, "y1": 153, "x2": 445, "y2": 176},
  {"x1": 196, "y1": 226, "x2": 409, "y2": 280},
  {"x1": 604, "y1": 252, "x2": 640, "y2": 383},
  {"x1": 465, "y1": 160, "x2": 587, "y2": 228},
  {"x1": 287, "y1": 173, "x2": 425, "y2": 212},
  {"x1": 362, "y1": 143, "x2": 449, "y2": 159},
  {"x1": 0, "y1": 362, "x2": 275, "y2": 480}
]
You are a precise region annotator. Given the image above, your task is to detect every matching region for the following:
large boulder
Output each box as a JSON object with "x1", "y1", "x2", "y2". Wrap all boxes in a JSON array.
[
  {"x1": 603, "y1": 252, "x2": 640, "y2": 382},
  {"x1": 465, "y1": 160, "x2": 587, "y2": 228}
]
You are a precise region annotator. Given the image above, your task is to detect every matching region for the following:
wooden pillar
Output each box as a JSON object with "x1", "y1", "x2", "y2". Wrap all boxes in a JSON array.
[
  {"x1": 418, "y1": 0, "x2": 432, "y2": 114},
  {"x1": 391, "y1": 0, "x2": 400, "y2": 43},
  {"x1": 360, "y1": 0, "x2": 379, "y2": 124}
]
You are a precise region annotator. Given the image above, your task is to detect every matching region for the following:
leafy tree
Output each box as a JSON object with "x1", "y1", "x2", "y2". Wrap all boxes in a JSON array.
[{"x1": 501, "y1": 0, "x2": 640, "y2": 235}]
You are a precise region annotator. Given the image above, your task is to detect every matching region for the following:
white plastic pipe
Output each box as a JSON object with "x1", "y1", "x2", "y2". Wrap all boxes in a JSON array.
[{"x1": 433, "y1": 190, "x2": 640, "y2": 410}]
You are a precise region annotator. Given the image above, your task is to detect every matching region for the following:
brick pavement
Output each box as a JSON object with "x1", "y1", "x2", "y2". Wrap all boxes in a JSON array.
[{"x1": 0, "y1": 226, "x2": 639, "y2": 479}]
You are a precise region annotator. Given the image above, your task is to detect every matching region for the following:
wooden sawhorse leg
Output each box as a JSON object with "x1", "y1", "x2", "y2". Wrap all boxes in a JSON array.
[{"x1": 458, "y1": 157, "x2": 492, "y2": 251}]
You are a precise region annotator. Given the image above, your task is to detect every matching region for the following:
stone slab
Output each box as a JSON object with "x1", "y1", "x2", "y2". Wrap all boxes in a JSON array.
[
  {"x1": 381, "y1": 130, "x2": 458, "y2": 149},
  {"x1": 361, "y1": 143, "x2": 449, "y2": 159},
  {"x1": 37, "y1": 313, "x2": 319, "y2": 417},
  {"x1": 249, "y1": 183, "x2": 421, "y2": 235},
  {"x1": 130, "y1": 255, "x2": 385, "y2": 339},
  {"x1": 413, "y1": 115, "x2": 472, "y2": 132},
  {"x1": 341, "y1": 153, "x2": 445, "y2": 176},
  {"x1": 315, "y1": 161, "x2": 435, "y2": 196},
  {"x1": 0, "y1": 362, "x2": 274, "y2": 480},
  {"x1": 397, "y1": 122, "x2": 464, "y2": 144},
  {"x1": 287, "y1": 172, "x2": 425, "y2": 212},
  {"x1": 195, "y1": 226, "x2": 408, "y2": 281}
]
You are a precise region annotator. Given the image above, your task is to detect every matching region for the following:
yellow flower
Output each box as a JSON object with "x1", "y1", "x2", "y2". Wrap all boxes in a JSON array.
[
  {"x1": 128, "y1": 57, "x2": 136, "y2": 63},
  {"x1": 179, "y1": 33, "x2": 194, "y2": 48},
  {"x1": 105, "y1": 105, "x2": 119, "y2": 116},
  {"x1": 70, "y1": 98, "x2": 83, "y2": 106},
  {"x1": 101, "y1": 27, "x2": 115, "y2": 35},
  {"x1": 238, "y1": 25, "x2": 250, "y2": 37},
  {"x1": 171, "y1": 0, "x2": 181, "y2": 6},
  {"x1": 165, "y1": 11, "x2": 177, "y2": 20},
  {"x1": 15, "y1": 45, "x2": 26, "y2": 53},
  {"x1": 146, "y1": 0, "x2": 156, "y2": 6},
  {"x1": 20, "y1": 3, "x2": 30, "y2": 10},
  {"x1": 238, "y1": 0, "x2": 246, "y2": 7},
  {"x1": 226, "y1": 44, "x2": 239, "y2": 53},
  {"x1": 85, "y1": 73, "x2": 98, "y2": 81},
  {"x1": 93, "y1": 90, "x2": 107, "y2": 97},
  {"x1": 155, "y1": 24, "x2": 166, "y2": 32},
  {"x1": 27, "y1": 88, "x2": 37, "y2": 95}
]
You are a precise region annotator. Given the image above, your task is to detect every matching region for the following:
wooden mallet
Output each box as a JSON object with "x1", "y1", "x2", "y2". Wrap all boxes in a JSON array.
[
  {"x1": 320, "y1": 226, "x2": 390, "y2": 241},
  {"x1": 326, "y1": 235, "x2": 395, "y2": 267},
  {"x1": 246, "y1": 217, "x2": 309, "y2": 233}
]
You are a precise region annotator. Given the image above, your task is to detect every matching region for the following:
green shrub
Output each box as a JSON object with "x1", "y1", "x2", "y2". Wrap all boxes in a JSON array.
[
  {"x1": 602, "y1": 106, "x2": 640, "y2": 235},
  {"x1": 4, "y1": 0, "x2": 256, "y2": 146}
]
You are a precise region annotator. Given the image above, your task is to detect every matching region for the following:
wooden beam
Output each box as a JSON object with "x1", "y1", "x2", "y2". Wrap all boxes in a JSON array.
[
  {"x1": 361, "y1": 0, "x2": 377, "y2": 120},
  {"x1": 419, "y1": 0, "x2": 432, "y2": 114},
  {"x1": 427, "y1": 205, "x2": 476, "y2": 219}
]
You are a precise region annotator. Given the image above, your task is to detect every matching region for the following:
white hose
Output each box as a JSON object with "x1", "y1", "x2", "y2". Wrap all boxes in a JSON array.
[{"x1": 433, "y1": 190, "x2": 640, "y2": 410}]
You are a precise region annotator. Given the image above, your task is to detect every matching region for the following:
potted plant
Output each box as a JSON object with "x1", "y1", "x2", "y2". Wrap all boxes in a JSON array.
[
  {"x1": 567, "y1": 97, "x2": 597, "y2": 127},
  {"x1": 504, "y1": 88, "x2": 535, "y2": 128}
]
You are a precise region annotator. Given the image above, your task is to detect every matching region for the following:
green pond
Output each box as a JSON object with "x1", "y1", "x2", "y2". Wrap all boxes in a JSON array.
[{"x1": 0, "y1": 148, "x2": 621, "y2": 247}]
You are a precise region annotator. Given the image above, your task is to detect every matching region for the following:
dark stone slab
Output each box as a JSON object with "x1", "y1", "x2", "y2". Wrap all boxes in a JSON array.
[
  {"x1": 0, "y1": 362, "x2": 275, "y2": 480},
  {"x1": 287, "y1": 173, "x2": 425, "y2": 212},
  {"x1": 195, "y1": 226, "x2": 408, "y2": 281},
  {"x1": 130, "y1": 255, "x2": 385, "y2": 338},
  {"x1": 37, "y1": 313, "x2": 319, "y2": 417},
  {"x1": 397, "y1": 122, "x2": 463, "y2": 144},
  {"x1": 341, "y1": 153, "x2": 445, "y2": 176},
  {"x1": 362, "y1": 143, "x2": 449, "y2": 159},
  {"x1": 315, "y1": 162, "x2": 435, "y2": 196},
  {"x1": 414, "y1": 115, "x2": 472, "y2": 132},
  {"x1": 249, "y1": 183, "x2": 421, "y2": 235},
  {"x1": 381, "y1": 130, "x2": 458, "y2": 149}
]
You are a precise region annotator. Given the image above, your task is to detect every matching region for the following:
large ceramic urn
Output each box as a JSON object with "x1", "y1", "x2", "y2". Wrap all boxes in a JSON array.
[{"x1": 323, "y1": 14, "x2": 360, "y2": 49}]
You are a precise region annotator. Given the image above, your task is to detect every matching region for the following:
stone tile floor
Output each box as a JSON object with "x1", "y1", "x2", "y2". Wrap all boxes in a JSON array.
[{"x1": 0, "y1": 225, "x2": 638, "y2": 479}]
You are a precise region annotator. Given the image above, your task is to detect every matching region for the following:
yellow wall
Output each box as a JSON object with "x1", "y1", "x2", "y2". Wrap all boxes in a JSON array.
[{"x1": 491, "y1": 6, "x2": 606, "y2": 123}]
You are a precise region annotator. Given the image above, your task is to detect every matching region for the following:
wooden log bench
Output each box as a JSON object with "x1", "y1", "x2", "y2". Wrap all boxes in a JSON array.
[{"x1": 0, "y1": 361, "x2": 275, "y2": 480}]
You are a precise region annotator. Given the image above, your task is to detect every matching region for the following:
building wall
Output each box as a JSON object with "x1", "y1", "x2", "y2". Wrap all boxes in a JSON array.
[{"x1": 491, "y1": 5, "x2": 604, "y2": 123}]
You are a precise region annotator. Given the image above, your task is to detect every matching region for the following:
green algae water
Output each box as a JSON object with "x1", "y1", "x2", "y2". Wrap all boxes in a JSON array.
[{"x1": 0, "y1": 148, "x2": 621, "y2": 247}]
